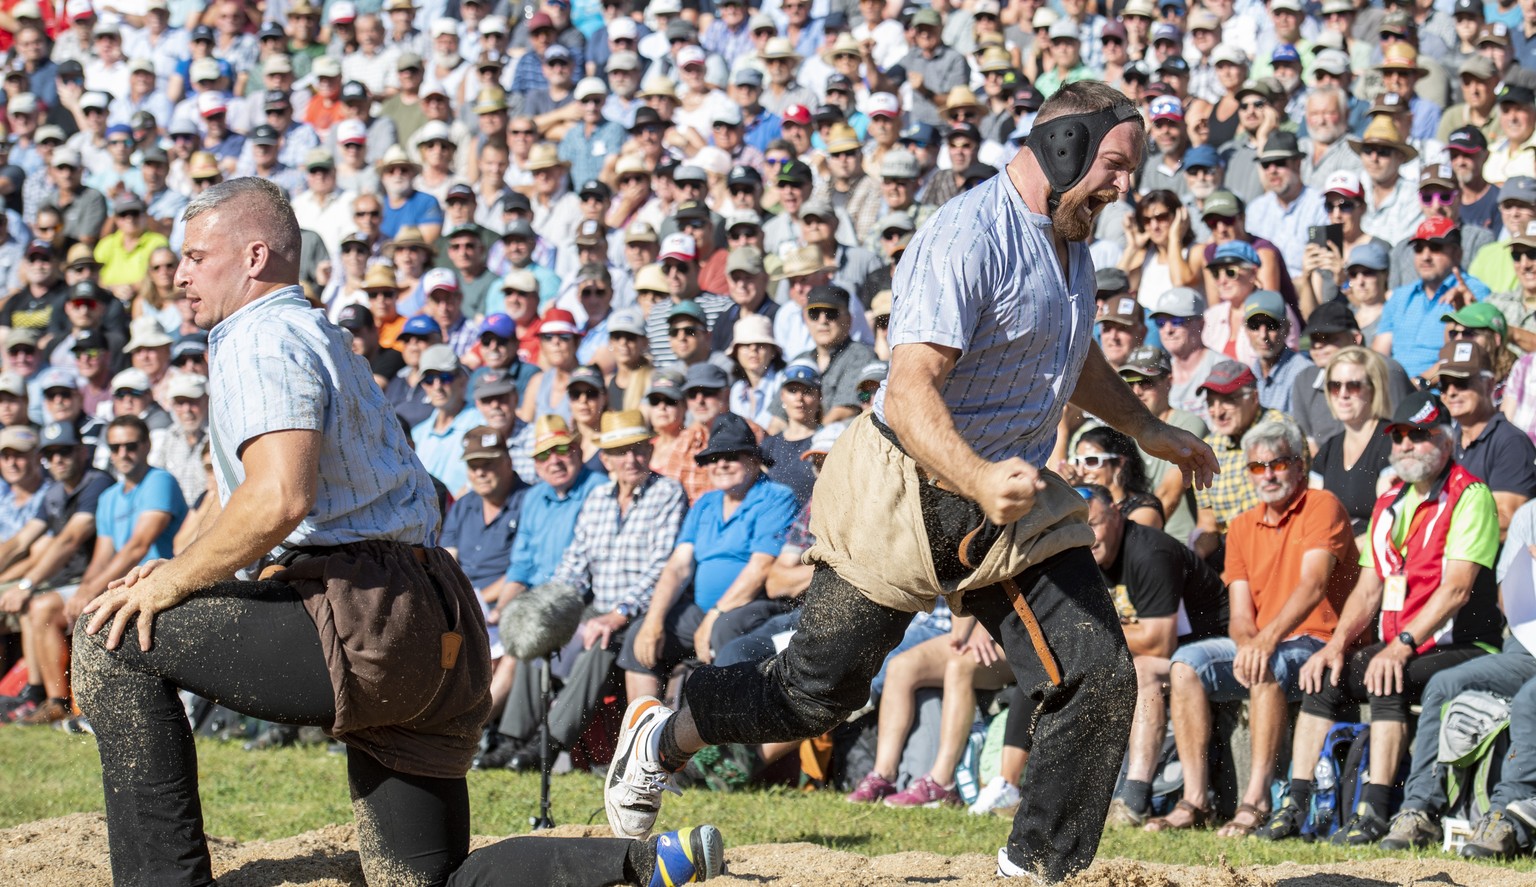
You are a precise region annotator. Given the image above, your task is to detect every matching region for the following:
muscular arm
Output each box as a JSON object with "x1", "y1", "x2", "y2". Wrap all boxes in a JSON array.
[
  {"x1": 17, "y1": 513, "x2": 96, "y2": 587},
  {"x1": 643, "y1": 543, "x2": 696, "y2": 626},
  {"x1": 883, "y1": 341, "x2": 993, "y2": 497}
]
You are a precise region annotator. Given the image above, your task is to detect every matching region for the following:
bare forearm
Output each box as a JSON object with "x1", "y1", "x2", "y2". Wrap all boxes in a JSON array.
[
  {"x1": 885, "y1": 365, "x2": 991, "y2": 496},
  {"x1": 1068, "y1": 342, "x2": 1155, "y2": 440},
  {"x1": 1329, "y1": 573, "x2": 1383, "y2": 650}
]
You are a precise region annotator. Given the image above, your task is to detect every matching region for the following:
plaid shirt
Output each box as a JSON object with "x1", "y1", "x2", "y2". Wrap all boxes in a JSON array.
[
  {"x1": 551, "y1": 472, "x2": 688, "y2": 617},
  {"x1": 1195, "y1": 408, "x2": 1288, "y2": 533}
]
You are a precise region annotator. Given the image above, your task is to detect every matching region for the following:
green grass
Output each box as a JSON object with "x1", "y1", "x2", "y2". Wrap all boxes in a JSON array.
[{"x1": 2, "y1": 728, "x2": 1530, "y2": 872}]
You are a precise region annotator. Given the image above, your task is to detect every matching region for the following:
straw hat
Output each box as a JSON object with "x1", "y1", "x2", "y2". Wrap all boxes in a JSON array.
[
  {"x1": 635, "y1": 263, "x2": 669, "y2": 292},
  {"x1": 524, "y1": 142, "x2": 569, "y2": 171},
  {"x1": 376, "y1": 144, "x2": 420, "y2": 174},
  {"x1": 941, "y1": 86, "x2": 983, "y2": 120},
  {"x1": 760, "y1": 37, "x2": 801, "y2": 61},
  {"x1": 772, "y1": 244, "x2": 824, "y2": 281},
  {"x1": 531, "y1": 414, "x2": 577, "y2": 456},
  {"x1": 187, "y1": 150, "x2": 220, "y2": 179},
  {"x1": 822, "y1": 32, "x2": 861, "y2": 63},
  {"x1": 596, "y1": 409, "x2": 652, "y2": 449},
  {"x1": 1375, "y1": 42, "x2": 1428, "y2": 76},
  {"x1": 363, "y1": 264, "x2": 400, "y2": 290},
  {"x1": 1347, "y1": 115, "x2": 1418, "y2": 161},
  {"x1": 389, "y1": 226, "x2": 436, "y2": 257}
]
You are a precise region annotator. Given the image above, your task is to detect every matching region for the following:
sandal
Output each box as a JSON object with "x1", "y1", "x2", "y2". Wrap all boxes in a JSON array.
[
  {"x1": 1217, "y1": 803, "x2": 1269, "y2": 838},
  {"x1": 1143, "y1": 799, "x2": 1212, "y2": 833}
]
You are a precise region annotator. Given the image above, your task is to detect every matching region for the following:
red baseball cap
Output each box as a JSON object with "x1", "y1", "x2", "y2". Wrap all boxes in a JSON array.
[
  {"x1": 782, "y1": 104, "x2": 812, "y2": 126},
  {"x1": 1410, "y1": 216, "x2": 1459, "y2": 243}
]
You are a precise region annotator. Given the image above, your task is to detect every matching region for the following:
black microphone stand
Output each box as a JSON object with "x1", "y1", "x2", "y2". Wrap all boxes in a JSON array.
[{"x1": 530, "y1": 651, "x2": 556, "y2": 830}]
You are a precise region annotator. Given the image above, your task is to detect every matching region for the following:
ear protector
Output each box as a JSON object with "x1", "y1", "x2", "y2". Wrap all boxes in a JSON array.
[{"x1": 1025, "y1": 102, "x2": 1142, "y2": 213}]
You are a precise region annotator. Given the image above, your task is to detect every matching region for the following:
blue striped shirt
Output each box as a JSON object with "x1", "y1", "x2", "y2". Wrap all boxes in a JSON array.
[
  {"x1": 207, "y1": 286, "x2": 441, "y2": 561},
  {"x1": 872, "y1": 171, "x2": 1097, "y2": 467}
]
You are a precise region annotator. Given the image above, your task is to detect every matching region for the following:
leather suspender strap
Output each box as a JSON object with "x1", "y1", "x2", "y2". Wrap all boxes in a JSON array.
[{"x1": 1000, "y1": 575, "x2": 1062, "y2": 687}]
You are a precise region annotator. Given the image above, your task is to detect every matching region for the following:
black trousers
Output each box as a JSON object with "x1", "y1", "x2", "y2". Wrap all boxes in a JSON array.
[
  {"x1": 72, "y1": 581, "x2": 639, "y2": 887},
  {"x1": 681, "y1": 485, "x2": 1136, "y2": 883},
  {"x1": 1300, "y1": 641, "x2": 1490, "y2": 723}
]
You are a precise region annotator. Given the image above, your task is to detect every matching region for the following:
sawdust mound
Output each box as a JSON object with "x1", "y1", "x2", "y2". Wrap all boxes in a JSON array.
[{"x1": 3, "y1": 814, "x2": 1534, "y2": 886}]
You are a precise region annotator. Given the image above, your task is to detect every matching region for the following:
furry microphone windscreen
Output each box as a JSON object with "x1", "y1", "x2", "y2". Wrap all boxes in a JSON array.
[{"x1": 502, "y1": 580, "x2": 586, "y2": 661}]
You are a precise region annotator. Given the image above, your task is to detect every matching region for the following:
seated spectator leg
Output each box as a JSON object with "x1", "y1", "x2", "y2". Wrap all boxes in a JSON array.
[
  {"x1": 1165, "y1": 637, "x2": 1240, "y2": 820},
  {"x1": 1289, "y1": 653, "x2": 1354, "y2": 820},
  {"x1": 1352, "y1": 642, "x2": 1489, "y2": 797},
  {"x1": 868, "y1": 613, "x2": 953, "y2": 699},
  {"x1": 25, "y1": 589, "x2": 70, "y2": 701},
  {"x1": 487, "y1": 654, "x2": 518, "y2": 723},
  {"x1": 1236, "y1": 637, "x2": 1323, "y2": 826},
  {"x1": 1401, "y1": 641, "x2": 1536, "y2": 817},
  {"x1": 1489, "y1": 674, "x2": 1536, "y2": 839},
  {"x1": 545, "y1": 627, "x2": 627, "y2": 751},
  {"x1": 869, "y1": 635, "x2": 956, "y2": 782},
  {"x1": 71, "y1": 581, "x2": 341, "y2": 885},
  {"x1": 1122, "y1": 655, "x2": 1174, "y2": 814},
  {"x1": 499, "y1": 630, "x2": 585, "y2": 746},
  {"x1": 707, "y1": 598, "x2": 787, "y2": 659},
  {"x1": 712, "y1": 610, "x2": 800, "y2": 668},
  {"x1": 923, "y1": 643, "x2": 1012, "y2": 787},
  {"x1": 958, "y1": 548, "x2": 1137, "y2": 883},
  {"x1": 618, "y1": 595, "x2": 707, "y2": 703}
]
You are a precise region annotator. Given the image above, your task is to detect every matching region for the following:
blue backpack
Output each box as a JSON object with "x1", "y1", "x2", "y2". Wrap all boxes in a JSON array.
[{"x1": 1304, "y1": 722, "x2": 1371, "y2": 840}]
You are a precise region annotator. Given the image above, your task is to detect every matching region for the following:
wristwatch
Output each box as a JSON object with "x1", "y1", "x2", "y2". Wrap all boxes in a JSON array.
[
  {"x1": 1397, "y1": 631, "x2": 1418, "y2": 653},
  {"x1": 615, "y1": 602, "x2": 637, "y2": 620},
  {"x1": 16, "y1": 578, "x2": 33, "y2": 594}
]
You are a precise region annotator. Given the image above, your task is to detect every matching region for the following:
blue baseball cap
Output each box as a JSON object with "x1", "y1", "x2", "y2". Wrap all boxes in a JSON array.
[
  {"x1": 1183, "y1": 144, "x2": 1223, "y2": 170},
  {"x1": 899, "y1": 122, "x2": 938, "y2": 147},
  {"x1": 401, "y1": 315, "x2": 441, "y2": 338},
  {"x1": 1271, "y1": 43, "x2": 1301, "y2": 65},
  {"x1": 481, "y1": 313, "x2": 515, "y2": 339},
  {"x1": 781, "y1": 362, "x2": 822, "y2": 389},
  {"x1": 1345, "y1": 241, "x2": 1390, "y2": 272},
  {"x1": 1210, "y1": 240, "x2": 1261, "y2": 267},
  {"x1": 105, "y1": 123, "x2": 132, "y2": 138},
  {"x1": 1242, "y1": 290, "x2": 1286, "y2": 323},
  {"x1": 36, "y1": 366, "x2": 77, "y2": 392}
]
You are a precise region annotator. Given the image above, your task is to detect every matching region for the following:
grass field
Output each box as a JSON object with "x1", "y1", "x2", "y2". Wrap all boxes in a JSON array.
[{"x1": 2, "y1": 727, "x2": 1529, "y2": 873}]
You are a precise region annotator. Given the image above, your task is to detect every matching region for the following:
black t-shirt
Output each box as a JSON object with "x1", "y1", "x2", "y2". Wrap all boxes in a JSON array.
[
  {"x1": 1100, "y1": 521, "x2": 1228, "y2": 642},
  {"x1": 0, "y1": 281, "x2": 66, "y2": 333},
  {"x1": 762, "y1": 433, "x2": 816, "y2": 505},
  {"x1": 40, "y1": 467, "x2": 113, "y2": 585},
  {"x1": 1313, "y1": 420, "x2": 1395, "y2": 535}
]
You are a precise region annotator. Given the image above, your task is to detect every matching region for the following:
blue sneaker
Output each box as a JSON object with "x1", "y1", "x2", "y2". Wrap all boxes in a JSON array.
[{"x1": 649, "y1": 824, "x2": 724, "y2": 887}]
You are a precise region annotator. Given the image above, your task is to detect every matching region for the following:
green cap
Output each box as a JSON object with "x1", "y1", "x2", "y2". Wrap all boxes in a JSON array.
[
  {"x1": 1199, "y1": 189, "x2": 1243, "y2": 220},
  {"x1": 910, "y1": 8, "x2": 942, "y2": 28},
  {"x1": 1440, "y1": 301, "x2": 1508, "y2": 338}
]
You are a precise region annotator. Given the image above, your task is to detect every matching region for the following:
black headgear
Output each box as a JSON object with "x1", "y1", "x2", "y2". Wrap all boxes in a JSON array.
[{"x1": 1025, "y1": 102, "x2": 1142, "y2": 213}]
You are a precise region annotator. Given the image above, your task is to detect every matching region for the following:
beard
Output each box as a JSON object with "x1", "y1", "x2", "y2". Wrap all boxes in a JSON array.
[
  {"x1": 1309, "y1": 119, "x2": 1345, "y2": 146},
  {"x1": 1391, "y1": 447, "x2": 1446, "y2": 485},
  {"x1": 1189, "y1": 179, "x2": 1216, "y2": 199},
  {"x1": 1052, "y1": 185, "x2": 1119, "y2": 242},
  {"x1": 1274, "y1": 72, "x2": 1300, "y2": 94},
  {"x1": 383, "y1": 178, "x2": 411, "y2": 200}
]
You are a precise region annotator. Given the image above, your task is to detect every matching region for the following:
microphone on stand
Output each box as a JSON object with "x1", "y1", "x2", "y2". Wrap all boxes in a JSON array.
[{"x1": 500, "y1": 580, "x2": 585, "y2": 830}]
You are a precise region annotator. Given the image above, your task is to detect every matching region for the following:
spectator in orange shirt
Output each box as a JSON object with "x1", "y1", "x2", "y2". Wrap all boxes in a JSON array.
[{"x1": 1147, "y1": 416, "x2": 1358, "y2": 837}]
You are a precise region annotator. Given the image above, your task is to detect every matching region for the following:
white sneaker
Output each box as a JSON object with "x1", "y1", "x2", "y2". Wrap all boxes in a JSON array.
[
  {"x1": 605, "y1": 696, "x2": 682, "y2": 839},
  {"x1": 969, "y1": 776, "x2": 1022, "y2": 816},
  {"x1": 995, "y1": 848, "x2": 1046, "y2": 882}
]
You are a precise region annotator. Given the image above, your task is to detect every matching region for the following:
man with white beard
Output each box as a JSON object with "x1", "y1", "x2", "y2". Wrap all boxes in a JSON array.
[
  {"x1": 1300, "y1": 87, "x2": 1357, "y2": 190},
  {"x1": 1180, "y1": 145, "x2": 1224, "y2": 240}
]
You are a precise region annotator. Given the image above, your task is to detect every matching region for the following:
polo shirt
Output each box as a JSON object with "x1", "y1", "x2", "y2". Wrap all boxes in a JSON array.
[
  {"x1": 441, "y1": 486, "x2": 527, "y2": 589},
  {"x1": 380, "y1": 189, "x2": 444, "y2": 239},
  {"x1": 679, "y1": 474, "x2": 798, "y2": 611},
  {"x1": 411, "y1": 405, "x2": 486, "y2": 495},
  {"x1": 1378, "y1": 271, "x2": 1492, "y2": 377},
  {"x1": 94, "y1": 230, "x2": 171, "y2": 289},
  {"x1": 40, "y1": 467, "x2": 114, "y2": 585},
  {"x1": 1224, "y1": 487, "x2": 1358, "y2": 643},
  {"x1": 1454, "y1": 412, "x2": 1536, "y2": 497},
  {"x1": 94, "y1": 467, "x2": 188, "y2": 563},
  {"x1": 503, "y1": 468, "x2": 607, "y2": 588}
]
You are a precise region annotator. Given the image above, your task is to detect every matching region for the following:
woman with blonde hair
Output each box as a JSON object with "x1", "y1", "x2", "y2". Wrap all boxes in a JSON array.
[
  {"x1": 1309, "y1": 346, "x2": 1396, "y2": 542},
  {"x1": 134, "y1": 246, "x2": 181, "y2": 332}
]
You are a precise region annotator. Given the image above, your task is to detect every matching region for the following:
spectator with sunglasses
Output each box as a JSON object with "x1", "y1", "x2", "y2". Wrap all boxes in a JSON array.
[
  {"x1": 411, "y1": 344, "x2": 484, "y2": 496},
  {"x1": 94, "y1": 196, "x2": 170, "y2": 291},
  {"x1": 1375, "y1": 217, "x2": 1490, "y2": 377},
  {"x1": 1308, "y1": 345, "x2": 1398, "y2": 539},
  {"x1": 517, "y1": 307, "x2": 583, "y2": 423},
  {"x1": 790, "y1": 283, "x2": 874, "y2": 425},
  {"x1": 1155, "y1": 417, "x2": 1357, "y2": 836},
  {"x1": 1386, "y1": 163, "x2": 1495, "y2": 291},
  {"x1": 1065, "y1": 425, "x2": 1165, "y2": 530},
  {"x1": 1260, "y1": 390, "x2": 1500, "y2": 845},
  {"x1": 1430, "y1": 340, "x2": 1536, "y2": 538}
]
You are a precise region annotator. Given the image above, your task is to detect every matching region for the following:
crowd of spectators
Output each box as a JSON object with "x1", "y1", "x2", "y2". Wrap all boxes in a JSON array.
[{"x1": 0, "y1": 0, "x2": 1533, "y2": 864}]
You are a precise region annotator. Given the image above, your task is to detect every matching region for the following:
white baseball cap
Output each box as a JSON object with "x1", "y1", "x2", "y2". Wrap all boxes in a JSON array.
[{"x1": 659, "y1": 232, "x2": 697, "y2": 263}]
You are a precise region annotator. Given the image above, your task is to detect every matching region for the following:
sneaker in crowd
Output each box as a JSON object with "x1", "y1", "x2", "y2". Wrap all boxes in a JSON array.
[
  {"x1": 1330, "y1": 801, "x2": 1389, "y2": 845},
  {"x1": 647, "y1": 824, "x2": 725, "y2": 887},
  {"x1": 969, "y1": 776, "x2": 1021, "y2": 816},
  {"x1": 1462, "y1": 810, "x2": 1523, "y2": 859},
  {"x1": 1104, "y1": 797, "x2": 1148, "y2": 828},
  {"x1": 606, "y1": 696, "x2": 681, "y2": 839},
  {"x1": 3, "y1": 698, "x2": 38, "y2": 724},
  {"x1": 472, "y1": 737, "x2": 524, "y2": 770},
  {"x1": 14, "y1": 698, "x2": 70, "y2": 726},
  {"x1": 1379, "y1": 808, "x2": 1442, "y2": 851},
  {"x1": 845, "y1": 771, "x2": 896, "y2": 804},
  {"x1": 1254, "y1": 797, "x2": 1306, "y2": 841},
  {"x1": 883, "y1": 774, "x2": 960, "y2": 809}
]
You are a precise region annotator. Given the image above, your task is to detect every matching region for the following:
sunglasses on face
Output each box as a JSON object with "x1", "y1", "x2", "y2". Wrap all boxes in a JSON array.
[
  {"x1": 1440, "y1": 376, "x2": 1478, "y2": 392},
  {"x1": 1326, "y1": 379, "x2": 1368, "y2": 396},
  {"x1": 421, "y1": 372, "x2": 459, "y2": 386},
  {"x1": 1391, "y1": 427, "x2": 1437, "y2": 444},
  {"x1": 647, "y1": 394, "x2": 679, "y2": 407},
  {"x1": 1447, "y1": 326, "x2": 1482, "y2": 340},
  {"x1": 539, "y1": 333, "x2": 574, "y2": 342},
  {"x1": 1360, "y1": 145, "x2": 1397, "y2": 158},
  {"x1": 1420, "y1": 189, "x2": 1456, "y2": 206},
  {"x1": 113, "y1": 389, "x2": 146, "y2": 399},
  {"x1": 1239, "y1": 100, "x2": 1267, "y2": 112},
  {"x1": 67, "y1": 298, "x2": 99, "y2": 310},
  {"x1": 1412, "y1": 241, "x2": 1448, "y2": 254},
  {"x1": 1513, "y1": 248, "x2": 1536, "y2": 263},
  {"x1": 1245, "y1": 456, "x2": 1296, "y2": 475},
  {"x1": 76, "y1": 348, "x2": 104, "y2": 360},
  {"x1": 43, "y1": 388, "x2": 74, "y2": 400},
  {"x1": 701, "y1": 452, "x2": 745, "y2": 465},
  {"x1": 108, "y1": 441, "x2": 142, "y2": 454},
  {"x1": 669, "y1": 326, "x2": 702, "y2": 338},
  {"x1": 1245, "y1": 316, "x2": 1279, "y2": 332},
  {"x1": 687, "y1": 387, "x2": 722, "y2": 400},
  {"x1": 1215, "y1": 266, "x2": 1246, "y2": 279},
  {"x1": 1140, "y1": 211, "x2": 1172, "y2": 224},
  {"x1": 533, "y1": 443, "x2": 573, "y2": 461},
  {"x1": 1071, "y1": 454, "x2": 1120, "y2": 469},
  {"x1": 355, "y1": 209, "x2": 381, "y2": 218},
  {"x1": 1153, "y1": 314, "x2": 1191, "y2": 328},
  {"x1": 1205, "y1": 214, "x2": 1236, "y2": 226},
  {"x1": 1258, "y1": 159, "x2": 1291, "y2": 170},
  {"x1": 1326, "y1": 199, "x2": 1357, "y2": 213},
  {"x1": 808, "y1": 307, "x2": 841, "y2": 322},
  {"x1": 40, "y1": 448, "x2": 74, "y2": 462},
  {"x1": 570, "y1": 387, "x2": 602, "y2": 402}
]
